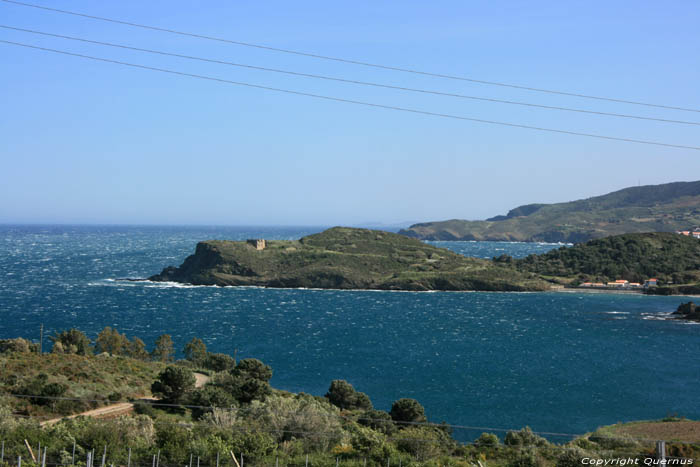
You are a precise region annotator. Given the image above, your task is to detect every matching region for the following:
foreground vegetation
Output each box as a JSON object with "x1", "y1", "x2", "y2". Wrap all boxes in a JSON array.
[
  {"x1": 399, "y1": 180, "x2": 700, "y2": 242},
  {"x1": 2, "y1": 329, "x2": 698, "y2": 466}
]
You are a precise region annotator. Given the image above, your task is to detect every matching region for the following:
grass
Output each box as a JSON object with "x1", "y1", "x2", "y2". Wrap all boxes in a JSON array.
[
  {"x1": 0, "y1": 352, "x2": 164, "y2": 417},
  {"x1": 150, "y1": 227, "x2": 550, "y2": 291}
]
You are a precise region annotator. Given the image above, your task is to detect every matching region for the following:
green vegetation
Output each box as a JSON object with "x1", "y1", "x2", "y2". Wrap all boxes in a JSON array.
[
  {"x1": 1, "y1": 328, "x2": 698, "y2": 466},
  {"x1": 151, "y1": 366, "x2": 196, "y2": 404},
  {"x1": 149, "y1": 227, "x2": 549, "y2": 292},
  {"x1": 326, "y1": 380, "x2": 373, "y2": 411},
  {"x1": 399, "y1": 180, "x2": 700, "y2": 242},
  {"x1": 0, "y1": 348, "x2": 162, "y2": 417},
  {"x1": 513, "y1": 232, "x2": 700, "y2": 286}
]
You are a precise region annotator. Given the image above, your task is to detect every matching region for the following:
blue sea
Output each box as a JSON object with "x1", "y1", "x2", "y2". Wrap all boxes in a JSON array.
[{"x1": 1, "y1": 225, "x2": 698, "y2": 441}]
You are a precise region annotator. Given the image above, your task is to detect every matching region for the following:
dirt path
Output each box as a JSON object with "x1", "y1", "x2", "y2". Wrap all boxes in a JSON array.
[
  {"x1": 194, "y1": 372, "x2": 210, "y2": 388},
  {"x1": 40, "y1": 372, "x2": 210, "y2": 426}
]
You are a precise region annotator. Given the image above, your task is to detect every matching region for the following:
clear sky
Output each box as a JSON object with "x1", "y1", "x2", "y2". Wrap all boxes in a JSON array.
[{"x1": 1, "y1": 1, "x2": 699, "y2": 226}]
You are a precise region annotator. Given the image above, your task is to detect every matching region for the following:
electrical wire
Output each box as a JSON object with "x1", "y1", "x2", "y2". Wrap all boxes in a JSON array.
[
  {"x1": 1, "y1": 0, "x2": 699, "y2": 113},
  {"x1": 2, "y1": 39, "x2": 699, "y2": 151},
  {"x1": 2, "y1": 24, "x2": 698, "y2": 127}
]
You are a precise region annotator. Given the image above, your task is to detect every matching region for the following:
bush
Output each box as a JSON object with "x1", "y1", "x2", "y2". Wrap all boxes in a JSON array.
[
  {"x1": 189, "y1": 386, "x2": 236, "y2": 420},
  {"x1": 507, "y1": 447, "x2": 543, "y2": 467},
  {"x1": 231, "y1": 358, "x2": 273, "y2": 381},
  {"x1": 133, "y1": 400, "x2": 158, "y2": 418},
  {"x1": 325, "y1": 380, "x2": 373, "y2": 411},
  {"x1": 394, "y1": 426, "x2": 448, "y2": 460},
  {"x1": 358, "y1": 409, "x2": 396, "y2": 434},
  {"x1": 504, "y1": 427, "x2": 549, "y2": 447},
  {"x1": 151, "y1": 366, "x2": 196, "y2": 404},
  {"x1": 390, "y1": 398, "x2": 427, "y2": 425},
  {"x1": 50, "y1": 329, "x2": 92, "y2": 355},
  {"x1": 222, "y1": 359, "x2": 273, "y2": 404},
  {"x1": 239, "y1": 393, "x2": 343, "y2": 451},
  {"x1": 203, "y1": 353, "x2": 236, "y2": 372},
  {"x1": 0, "y1": 338, "x2": 39, "y2": 354},
  {"x1": 475, "y1": 432, "x2": 500, "y2": 447},
  {"x1": 556, "y1": 447, "x2": 588, "y2": 467}
]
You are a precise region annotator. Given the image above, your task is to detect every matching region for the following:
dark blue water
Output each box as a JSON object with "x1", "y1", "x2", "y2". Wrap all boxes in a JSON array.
[{"x1": 1, "y1": 225, "x2": 698, "y2": 441}]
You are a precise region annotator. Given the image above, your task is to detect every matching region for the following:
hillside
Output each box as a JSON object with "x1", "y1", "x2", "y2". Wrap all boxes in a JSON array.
[
  {"x1": 512, "y1": 232, "x2": 700, "y2": 285},
  {"x1": 5, "y1": 333, "x2": 698, "y2": 466},
  {"x1": 148, "y1": 227, "x2": 549, "y2": 291},
  {"x1": 399, "y1": 180, "x2": 700, "y2": 242}
]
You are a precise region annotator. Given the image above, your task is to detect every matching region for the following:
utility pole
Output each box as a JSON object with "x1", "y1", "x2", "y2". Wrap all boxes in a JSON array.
[{"x1": 39, "y1": 324, "x2": 43, "y2": 354}]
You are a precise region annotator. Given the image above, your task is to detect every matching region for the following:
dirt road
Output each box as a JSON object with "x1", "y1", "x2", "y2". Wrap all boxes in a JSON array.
[{"x1": 40, "y1": 372, "x2": 210, "y2": 426}]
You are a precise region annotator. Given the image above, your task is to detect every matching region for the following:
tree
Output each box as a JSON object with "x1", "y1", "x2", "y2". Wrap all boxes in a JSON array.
[
  {"x1": 475, "y1": 432, "x2": 500, "y2": 447},
  {"x1": 152, "y1": 334, "x2": 174, "y2": 362},
  {"x1": 203, "y1": 353, "x2": 236, "y2": 372},
  {"x1": 183, "y1": 338, "x2": 207, "y2": 366},
  {"x1": 0, "y1": 338, "x2": 38, "y2": 354},
  {"x1": 231, "y1": 358, "x2": 273, "y2": 381},
  {"x1": 189, "y1": 385, "x2": 236, "y2": 419},
  {"x1": 390, "y1": 398, "x2": 427, "y2": 425},
  {"x1": 151, "y1": 366, "x2": 196, "y2": 404},
  {"x1": 127, "y1": 337, "x2": 149, "y2": 360},
  {"x1": 223, "y1": 358, "x2": 273, "y2": 404},
  {"x1": 325, "y1": 380, "x2": 373, "y2": 411},
  {"x1": 50, "y1": 329, "x2": 92, "y2": 355},
  {"x1": 358, "y1": 409, "x2": 396, "y2": 434},
  {"x1": 95, "y1": 327, "x2": 128, "y2": 355}
]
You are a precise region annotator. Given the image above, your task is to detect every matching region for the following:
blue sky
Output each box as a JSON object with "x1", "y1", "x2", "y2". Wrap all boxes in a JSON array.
[{"x1": 1, "y1": 1, "x2": 699, "y2": 225}]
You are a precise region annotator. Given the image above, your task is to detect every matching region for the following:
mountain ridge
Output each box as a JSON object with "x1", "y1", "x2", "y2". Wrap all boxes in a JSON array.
[{"x1": 399, "y1": 180, "x2": 700, "y2": 243}]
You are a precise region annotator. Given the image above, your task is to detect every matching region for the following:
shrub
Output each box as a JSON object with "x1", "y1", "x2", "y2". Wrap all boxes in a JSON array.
[
  {"x1": 390, "y1": 398, "x2": 427, "y2": 425},
  {"x1": 556, "y1": 447, "x2": 588, "y2": 467},
  {"x1": 239, "y1": 393, "x2": 343, "y2": 451},
  {"x1": 506, "y1": 447, "x2": 543, "y2": 467},
  {"x1": 394, "y1": 426, "x2": 447, "y2": 460},
  {"x1": 151, "y1": 366, "x2": 196, "y2": 404},
  {"x1": 50, "y1": 329, "x2": 92, "y2": 355},
  {"x1": 325, "y1": 380, "x2": 373, "y2": 411},
  {"x1": 203, "y1": 353, "x2": 236, "y2": 372},
  {"x1": 0, "y1": 338, "x2": 38, "y2": 354},
  {"x1": 358, "y1": 409, "x2": 396, "y2": 434},
  {"x1": 189, "y1": 386, "x2": 236, "y2": 420},
  {"x1": 231, "y1": 358, "x2": 273, "y2": 381},
  {"x1": 475, "y1": 432, "x2": 500, "y2": 447},
  {"x1": 504, "y1": 427, "x2": 549, "y2": 447},
  {"x1": 222, "y1": 359, "x2": 273, "y2": 404}
]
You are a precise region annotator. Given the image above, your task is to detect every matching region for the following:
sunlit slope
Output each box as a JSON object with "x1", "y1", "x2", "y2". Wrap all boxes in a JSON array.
[
  {"x1": 400, "y1": 180, "x2": 700, "y2": 242},
  {"x1": 149, "y1": 227, "x2": 548, "y2": 291}
]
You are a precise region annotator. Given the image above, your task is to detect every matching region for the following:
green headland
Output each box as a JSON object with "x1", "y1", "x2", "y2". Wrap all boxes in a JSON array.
[
  {"x1": 399, "y1": 180, "x2": 700, "y2": 243},
  {"x1": 148, "y1": 227, "x2": 549, "y2": 292},
  {"x1": 149, "y1": 227, "x2": 700, "y2": 294}
]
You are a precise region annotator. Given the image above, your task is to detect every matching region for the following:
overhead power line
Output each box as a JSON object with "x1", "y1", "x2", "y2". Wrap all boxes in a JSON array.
[
  {"x1": 2, "y1": 25, "x2": 698, "y2": 127},
  {"x1": 2, "y1": 40, "x2": 699, "y2": 151},
  {"x1": 6, "y1": 395, "x2": 687, "y2": 445},
  {"x1": 2, "y1": 0, "x2": 699, "y2": 114}
]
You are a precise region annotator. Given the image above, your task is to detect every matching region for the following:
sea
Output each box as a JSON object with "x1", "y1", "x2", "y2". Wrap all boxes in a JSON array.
[{"x1": 1, "y1": 225, "x2": 698, "y2": 442}]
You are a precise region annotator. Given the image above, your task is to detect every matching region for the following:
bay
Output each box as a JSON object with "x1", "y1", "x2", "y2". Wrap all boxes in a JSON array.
[{"x1": 1, "y1": 225, "x2": 697, "y2": 441}]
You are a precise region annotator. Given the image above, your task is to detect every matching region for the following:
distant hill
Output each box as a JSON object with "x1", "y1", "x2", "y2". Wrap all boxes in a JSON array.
[
  {"x1": 148, "y1": 227, "x2": 548, "y2": 292},
  {"x1": 512, "y1": 232, "x2": 700, "y2": 285},
  {"x1": 399, "y1": 180, "x2": 700, "y2": 243}
]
